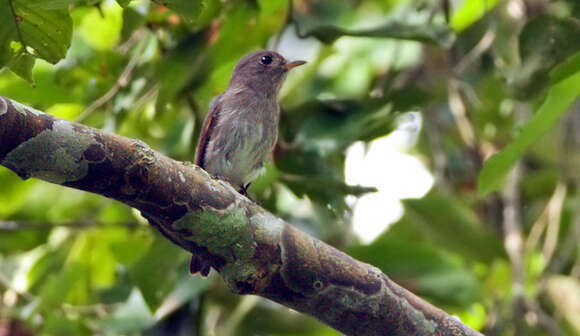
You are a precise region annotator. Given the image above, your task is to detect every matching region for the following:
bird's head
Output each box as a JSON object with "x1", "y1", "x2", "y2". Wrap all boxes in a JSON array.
[{"x1": 229, "y1": 50, "x2": 306, "y2": 96}]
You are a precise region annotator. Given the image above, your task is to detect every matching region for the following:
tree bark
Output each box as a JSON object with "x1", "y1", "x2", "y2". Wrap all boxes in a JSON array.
[{"x1": 0, "y1": 96, "x2": 482, "y2": 336}]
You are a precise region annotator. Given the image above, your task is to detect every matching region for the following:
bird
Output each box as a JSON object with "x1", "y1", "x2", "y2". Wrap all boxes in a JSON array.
[
  {"x1": 190, "y1": 50, "x2": 305, "y2": 276},
  {"x1": 195, "y1": 50, "x2": 306, "y2": 195}
]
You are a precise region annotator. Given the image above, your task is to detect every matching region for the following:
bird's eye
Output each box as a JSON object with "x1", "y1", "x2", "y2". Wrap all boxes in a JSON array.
[{"x1": 260, "y1": 55, "x2": 273, "y2": 65}]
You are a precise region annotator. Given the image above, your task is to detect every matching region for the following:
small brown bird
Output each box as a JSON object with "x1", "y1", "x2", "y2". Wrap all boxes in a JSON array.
[
  {"x1": 195, "y1": 50, "x2": 306, "y2": 194},
  {"x1": 190, "y1": 50, "x2": 305, "y2": 276}
]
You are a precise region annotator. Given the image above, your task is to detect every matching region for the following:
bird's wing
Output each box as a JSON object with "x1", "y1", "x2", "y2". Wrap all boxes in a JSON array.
[{"x1": 195, "y1": 95, "x2": 223, "y2": 168}]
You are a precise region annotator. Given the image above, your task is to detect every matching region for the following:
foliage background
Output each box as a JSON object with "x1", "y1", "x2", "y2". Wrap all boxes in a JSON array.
[{"x1": 0, "y1": 0, "x2": 579, "y2": 335}]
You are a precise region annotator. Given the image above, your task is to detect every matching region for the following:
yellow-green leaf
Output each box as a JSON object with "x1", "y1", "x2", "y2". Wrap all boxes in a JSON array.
[{"x1": 478, "y1": 70, "x2": 580, "y2": 195}]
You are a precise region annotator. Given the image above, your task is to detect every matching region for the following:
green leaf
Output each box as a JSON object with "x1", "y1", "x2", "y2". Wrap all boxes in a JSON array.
[
  {"x1": 451, "y1": 0, "x2": 500, "y2": 32},
  {"x1": 28, "y1": 0, "x2": 83, "y2": 10},
  {"x1": 0, "y1": 228, "x2": 47, "y2": 254},
  {"x1": 0, "y1": 171, "x2": 34, "y2": 217},
  {"x1": 0, "y1": 5, "x2": 17, "y2": 68},
  {"x1": 115, "y1": 0, "x2": 131, "y2": 7},
  {"x1": 43, "y1": 313, "x2": 91, "y2": 336},
  {"x1": 281, "y1": 98, "x2": 399, "y2": 152},
  {"x1": 0, "y1": 63, "x2": 80, "y2": 104},
  {"x1": 300, "y1": 22, "x2": 455, "y2": 47},
  {"x1": 155, "y1": 30, "x2": 209, "y2": 111},
  {"x1": 46, "y1": 103, "x2": 83, "y2": 120},
  {"x1": 8, "y1": 50, "x2": 35, "y2": 84},
  {"x1": 162, "y1": 0, "x2": 204, "y2": 24},
  {"x1": 96, "y1": 290, "x2": 155, "y2": 334},
  {"x1": 77, "y1": 3, "x2": 122, "y2": 50},
  {"x1": 241, "y1": 304, "x2": 341, "y2": 335},
  {"x1": 66, "y1": 228, "x2": 130, "y2": 289},
  {"x1": 550, "y1": 51, "x2": 580, "y2": 84},
  {"x1": 513, "y1": 15, "x2": 580, "y2": 97},
  {"x1": 478, "y1": 70, "x2": 580, "y2": 195},
  {"x1": 128, "y1": 235, "x2": 186, "y2": 311},
  {"x1": 402, "y1": 193, "x2": 504, "y2": 263},
  {"x1": 27, "y1": 247, "x2": 69, "y2": 292},
  {"x1": 39, "y1": 262, "x2": 88, "y2": 308},
  {"x1": 98, "y1": 273, "x2": 209, "y2": 333},
  {"x1": 8, "y1": 0, "x2": 73, "y2": 64},
  {"x1": 0, "y1": 0, "x2": 71, "y2": 80},
  {"x1": 519, "y1": 16, "x2": 580, "y2": 69},
  {"x1": 154, "y1": 267, "x2": 211, "y2": 318},
  {"x1": 110, "y1": 231, "x2": 153, "y2": 266}
]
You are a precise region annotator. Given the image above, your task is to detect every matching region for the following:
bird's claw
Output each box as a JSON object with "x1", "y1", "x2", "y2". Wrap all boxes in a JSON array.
[
  {"x1": 189, "y1": 254, "x2": 211, "y2": 277},
  {"x1": 238, "y1": 183, "x2": 251, "y2": 196}
]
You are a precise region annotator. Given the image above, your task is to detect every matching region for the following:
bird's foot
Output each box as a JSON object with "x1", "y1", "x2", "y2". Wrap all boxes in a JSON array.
[
  {"x1": 238, "y1": 183, "x2": 251, "y2": 196},
  {"x1": 189, "y1": 254, "x2": 211, "y2": 277}
]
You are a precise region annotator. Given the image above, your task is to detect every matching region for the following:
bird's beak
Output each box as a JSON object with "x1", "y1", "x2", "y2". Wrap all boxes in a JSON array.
[{"x1": 283, "y1": 60, "x2": 307, "y2": 70}]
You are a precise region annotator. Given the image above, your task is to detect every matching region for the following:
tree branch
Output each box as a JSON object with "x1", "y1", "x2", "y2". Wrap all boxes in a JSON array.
[{"x1": 0, "y1": 96, "x2": 481, "y2": 336}]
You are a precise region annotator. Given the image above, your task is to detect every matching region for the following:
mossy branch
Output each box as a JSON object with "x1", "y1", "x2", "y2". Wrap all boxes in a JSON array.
[{"x1": 0, "y1": 96, "x2": 482, "y2": 336}]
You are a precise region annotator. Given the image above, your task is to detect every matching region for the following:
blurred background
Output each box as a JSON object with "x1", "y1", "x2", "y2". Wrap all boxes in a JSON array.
[{"x1": 0, "y1": 0, "x2": 579, "y2": 335}]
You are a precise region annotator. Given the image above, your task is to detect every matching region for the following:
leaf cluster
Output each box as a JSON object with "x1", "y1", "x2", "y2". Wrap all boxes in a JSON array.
[{"x1": 0, "y1": 0, "x2": 579, "y2": 335}]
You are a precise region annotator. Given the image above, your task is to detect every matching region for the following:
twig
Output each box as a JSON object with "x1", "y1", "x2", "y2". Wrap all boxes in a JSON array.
[
  {"x1": 550, "y1": 104, "x2": 580, "y2": 273},
  {"x1": 132, "y1": 82, "x2": 160, "y2": 111},
  {"x1": 525, "y1": 202, "x2": 549, "y2": 252},
  {"x1": 76, "y1": 32, "x2": 147, "y2": 123},
  {"x1": 0, "y1": 272, "x2": 35, "y2": 303},
  {"x1": 524, "y1": 299, "x2": 562, "y2": 336},
  {"x1": 423, "y1": 106, "x2": 450, "y2": 193},
  {"x1": 549, "y1": 204, "x2": 580, "y2": 274},
  {"x1": 502, "y1": 164, "x2": 525, "y2": 334},
  {"x1": 454, "y1": 27, "x2": 496, "y2": 74},
  {"x1": 448, "y1": 80, "x2": 476, "y2": 148},
  {"x1": 218, "y1": 295, "x2": 260, "y2": 336},
  {"x1": 61, "y1": 302, "x2": 112, "y2": 317},
  {"x1": 0, "y1": 220, "x2": 139, "y2": 231},
  {"x1": 441, "y1": 0, "x2": 451, "y2": 23},
  {"x1": 541, "y1": 183, "x2": 566, "y2": 266},
  {"x1": 572, "y1": 258, "x2": 580, "y2": 278},
  {"x1": 525, "y1": 183, "x2": 566, "y2": 257},
  {"x1": 118, "y1": 27, "x2": 147, "y2": 55},
  {"x1": 370, "y1": 42, "x2": 403, "y2": 98}
]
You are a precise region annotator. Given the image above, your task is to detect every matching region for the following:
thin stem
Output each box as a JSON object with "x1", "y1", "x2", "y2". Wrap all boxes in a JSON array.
[
  {"x1": 0, "y1": 272, "x2": 35, "y2": 303},
  {"x1": 0, "y1": 220, "x2": 139, "y2": 231},
  {"x1": 454, "y1": 27, "x2": 496, "y2": 74},
  {"x1": 76, "y1": 31, "x2": 147, "y2": 123},
  {"x1": 502, "y1": 164, "x2": 525, "y2": 335},
  {"x1": 541, "y1": 184, "x2": 566, "y2": 266}
]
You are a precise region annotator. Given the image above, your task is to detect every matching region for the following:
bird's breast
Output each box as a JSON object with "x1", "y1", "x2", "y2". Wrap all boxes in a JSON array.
[{"x1": 203, "y1": 97, "x2": 279, "y2": 188}]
